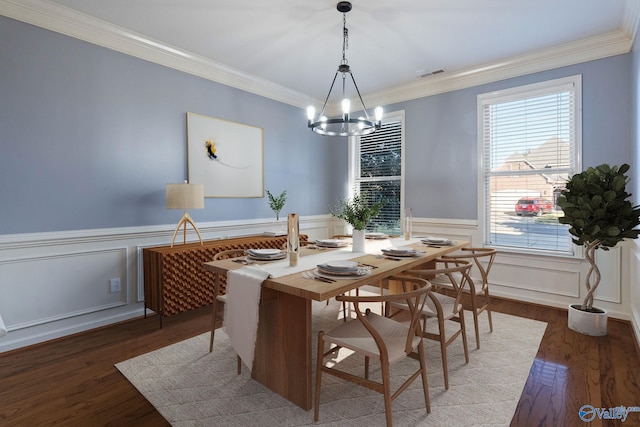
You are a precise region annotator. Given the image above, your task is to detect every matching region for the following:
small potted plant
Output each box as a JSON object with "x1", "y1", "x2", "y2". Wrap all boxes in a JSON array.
[
  {"x1": 330, "y1": 194, "x2": 384, "y2": 252},
  {"x1": 558, "y1": 163, "x2": 640, "y2": 336},
  {"x1": 267, "y1": 189, "x2": 287, "y2": 221},
  {"x1": 266, "y1": 189, "x2": 287, "y2": 235}
]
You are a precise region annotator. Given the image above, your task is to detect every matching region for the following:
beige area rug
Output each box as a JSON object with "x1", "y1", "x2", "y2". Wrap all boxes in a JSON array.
[{"x1": 116, "y1": 298, "x2": 547, "y2": 427}]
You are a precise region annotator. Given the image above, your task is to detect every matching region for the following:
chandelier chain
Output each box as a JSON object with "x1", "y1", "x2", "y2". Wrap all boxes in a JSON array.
[{"x1": 342, "y1": 13, "x2": 349, "y2": 65}]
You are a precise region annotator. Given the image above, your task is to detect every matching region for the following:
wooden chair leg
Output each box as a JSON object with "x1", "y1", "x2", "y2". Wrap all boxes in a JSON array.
[
  {"x1": 314, "y1": 332, "x2": 325, "y2": 422},
  {"x1": 459, "y1": 310, "x2": 470, "y2": 364},
  {"x1": 437, "y1": 316, "x2": 449, "y2": 390},
  {"x1": 485, "y1": 289, "x2": 494, "y2": 332},
  {"x1": 365, "y1": 355, "x2": 370, "y2": 379},
  {"x1": 417, "y1": 341, "x2": 431, "y2": 413},
  {"x1": 209, "y1": 298, "x2": 219, "y2": 353},
  {"x1": 237, "y1": 355, "x2": 242, "y2": 374},
  {"x1": 468, "y1": 291, "x2": 481, "y2": 349},
  {"x1": 381, "y1": 362, "x2": 393, "y2": 427}
]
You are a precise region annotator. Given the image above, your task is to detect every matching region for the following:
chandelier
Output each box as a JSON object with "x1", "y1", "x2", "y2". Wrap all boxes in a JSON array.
[{"x1": 306, "y1": 1, "x2": 383, "y2": 137}]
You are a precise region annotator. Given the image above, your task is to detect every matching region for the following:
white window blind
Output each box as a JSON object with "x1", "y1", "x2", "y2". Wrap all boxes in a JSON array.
[
  {"x1": 479, "y1": 75, "x2": 581, "y2": 254},
  {"x1": 351, "y1": 116, "x2": 403, "y2": 233}
]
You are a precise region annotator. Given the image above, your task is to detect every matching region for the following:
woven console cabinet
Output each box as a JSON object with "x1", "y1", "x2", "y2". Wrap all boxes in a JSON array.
[{"x1": 143, "y1": 234, "x2": 308, "y2": 324}]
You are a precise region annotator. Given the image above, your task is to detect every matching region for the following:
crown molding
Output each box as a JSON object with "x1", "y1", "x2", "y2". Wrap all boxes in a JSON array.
[
  {"x1": 623, "y1": 0, "x2": 640, "y2": 40},
  {"x1": 0, "y1": 0, "x2": 315, "y2": 109},
  {"x1": 366, "y1": 30, "x2": 632, "y2": 108},
  {"x1": 1, "y1": 0, "x2": 637, "y2": 111}
]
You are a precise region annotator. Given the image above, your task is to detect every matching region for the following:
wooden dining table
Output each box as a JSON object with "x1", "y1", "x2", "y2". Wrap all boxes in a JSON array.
[{"x1": 203, "y1": 237, "x2": 468, "y2": 410}]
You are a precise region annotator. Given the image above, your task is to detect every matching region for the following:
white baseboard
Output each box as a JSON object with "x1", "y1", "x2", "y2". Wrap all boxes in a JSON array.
[{"x1": 0, "y1": 306, "x2": 143, "y2": 353}]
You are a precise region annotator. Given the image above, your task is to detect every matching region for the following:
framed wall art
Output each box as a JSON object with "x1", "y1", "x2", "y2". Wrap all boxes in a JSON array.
[{"x1": 187, "y1": 112, "x2": 264, "y2": 198}]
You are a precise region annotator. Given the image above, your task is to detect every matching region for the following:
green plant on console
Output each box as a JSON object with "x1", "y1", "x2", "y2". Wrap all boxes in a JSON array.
[
  {"x1": 557, "y1": 163, "x2": 640, "y2": 311},
  {"x1": 266, "y1": 190, "x2": 287, "y2": 221}
]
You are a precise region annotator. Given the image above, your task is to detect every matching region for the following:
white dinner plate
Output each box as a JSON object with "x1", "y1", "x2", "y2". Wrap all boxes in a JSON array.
[
  {"x1": 385, "y1": 246, "x2": 414, "y2": 253},
  {"x1": 366, "y1": 232, "x2": 387, "y2": 239},
  {"x1": 326, "y1": 260, "x2": 358, "y2": 269},
  {"x1": 247, "y1": 252, "x2": 286, "y2": 261},
  {"x1": 315, "y1": 239, "x2": 348, "y2": 247},
  {"x1": 314, "y1": 268, "x2": 372, "y2": 279},
  {"x1": 248, "y1": 248, "x2": 281, "y2": 255},
  {"x1": 422, "y1": 237, "x2": 448, "y2": 243}
]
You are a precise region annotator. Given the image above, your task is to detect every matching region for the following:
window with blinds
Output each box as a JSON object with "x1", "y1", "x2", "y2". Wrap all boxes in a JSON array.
[
  {"x1": 478, "y1": 75, "x2": 581, "y2": 254},
  {"x1": 350, "y1": 114, "x2": 404, "y2": 234}
]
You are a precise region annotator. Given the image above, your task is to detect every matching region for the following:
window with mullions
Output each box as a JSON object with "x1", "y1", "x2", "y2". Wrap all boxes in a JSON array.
[
  {"x1": 350, "y1": 113, "x2": 404, "y2": 234},
  {"x1": 478, "y1": 75, "x2": 581, "y2": 255}
]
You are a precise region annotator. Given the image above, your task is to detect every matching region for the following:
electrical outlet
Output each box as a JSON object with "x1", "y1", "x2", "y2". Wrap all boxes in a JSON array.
[{"x1": 109, "y1": 278, "x2": 121, "y2": 293}]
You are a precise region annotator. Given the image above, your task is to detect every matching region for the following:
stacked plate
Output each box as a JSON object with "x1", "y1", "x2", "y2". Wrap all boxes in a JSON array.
[
  {"x1": 380, "y1": 246, "x2": 419, "y2": 257},
  {"x1": 365, "y1": 232, "x2": 388, "y2": 239},
  {"x1": 246, "y1": 248, "x2": 286, "y2": 261},
  {"x1": 421, "y1": 237, "x2": 456, "y2": 246},
  {"x1": 316, "y1": 260, "x2": 370, "y2": 278},
  {"x1": 315, "y1": 239, "x2": 349, "y2": 248}
]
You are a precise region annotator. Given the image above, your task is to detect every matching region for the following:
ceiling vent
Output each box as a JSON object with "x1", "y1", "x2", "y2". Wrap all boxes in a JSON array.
[{"x1": 416, "y1": 69, "x2": 445, "y2": 78}]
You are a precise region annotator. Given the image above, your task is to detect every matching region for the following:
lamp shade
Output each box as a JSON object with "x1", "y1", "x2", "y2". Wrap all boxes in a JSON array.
[{"x1": 166, "y1": 183, "x2": 204, "y2": 210}]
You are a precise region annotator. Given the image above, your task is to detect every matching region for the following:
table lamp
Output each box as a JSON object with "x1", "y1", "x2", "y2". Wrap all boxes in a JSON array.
[{"x1": 166, "y1": 181, "x2": 205, "y2": 247}]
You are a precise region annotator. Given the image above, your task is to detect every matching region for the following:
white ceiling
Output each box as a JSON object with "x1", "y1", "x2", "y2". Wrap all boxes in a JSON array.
[{"x1": 4, "y1": 0, "x2": 639, "y2": 108}]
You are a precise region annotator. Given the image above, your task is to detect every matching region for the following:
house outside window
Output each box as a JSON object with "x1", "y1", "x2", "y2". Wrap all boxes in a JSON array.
[
  {"x1": 478, "y1": 75, "x2": 582, "y2": 255},
  {"x1": 349, "y1": 112, "x2": 404, "y2": 234}
]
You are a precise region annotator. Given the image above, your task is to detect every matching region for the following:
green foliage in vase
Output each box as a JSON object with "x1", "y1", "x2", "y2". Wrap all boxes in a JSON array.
[
  {"x1": 330, "y1": 194, "x2": 385, "y2": 230},
  {"x1": 558, "y1": 163, "x2": 640, "y2": 249},
  {"x1": 266, "y1": 190, "x2": 287, "y2": 221}
]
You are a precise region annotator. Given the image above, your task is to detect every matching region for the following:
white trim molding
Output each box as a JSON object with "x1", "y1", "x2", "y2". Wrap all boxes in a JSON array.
[
  {"x1": 0, "y1": 0, "x2": 314, "y2": 108},
  {"x1": 0, "y1": 215, "x2": 635, "y2": 352},
  {"x1": 0, "y1": 215, "x2": 331, "y2": 353},
  {"x1": 1, "y1": 0, "x2": 637, "y2": 110}
]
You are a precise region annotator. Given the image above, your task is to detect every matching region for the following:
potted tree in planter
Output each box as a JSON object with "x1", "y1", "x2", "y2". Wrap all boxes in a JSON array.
[
  {"x1": 330, "y1": 194, "x2": 384, "y2": 252},
  {"x1": 557, "y1": 163, "x2": 640, "y2": 336}
]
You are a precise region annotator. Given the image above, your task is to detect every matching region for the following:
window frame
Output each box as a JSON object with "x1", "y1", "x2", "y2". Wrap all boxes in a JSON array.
[
  {"x1": 477, "y1": 75, "x2": 583, "y2": 257},
  {"x1": 348, "y1": 110, "x2": 406, "y2": 234}
]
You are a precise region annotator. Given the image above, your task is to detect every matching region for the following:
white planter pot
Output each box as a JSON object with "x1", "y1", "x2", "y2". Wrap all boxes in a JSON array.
[
  {"x1": 352, "y1": 229, "x2": 366, "y2": 253},
  {"x1": 567, "y1": 304, "x2": 608, "y2": 336}
]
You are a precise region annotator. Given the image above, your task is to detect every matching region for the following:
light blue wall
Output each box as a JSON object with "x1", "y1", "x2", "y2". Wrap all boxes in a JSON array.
[
  {"x1": 378, "y1": 54, "x2": 632, "y2": 220},
  {"x1": 0, "y1": 16, "x2": 333, "y2": 234},
  {"x1": 1, "y1": 16, "x2": 634, "y2": 232},
  {"x1": 633, "y1": 31, "x2": 640, "y2": 203}
]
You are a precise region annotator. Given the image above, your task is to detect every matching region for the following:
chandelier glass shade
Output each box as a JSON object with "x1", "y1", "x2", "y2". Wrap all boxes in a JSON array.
[{"x1": 307, "y1": 2, "x2": 383, "y2": 137}]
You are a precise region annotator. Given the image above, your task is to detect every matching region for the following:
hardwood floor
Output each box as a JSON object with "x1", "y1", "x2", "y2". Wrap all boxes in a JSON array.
[{"x1": 0, "y1": 298, "x2": 638, "y2": 426}]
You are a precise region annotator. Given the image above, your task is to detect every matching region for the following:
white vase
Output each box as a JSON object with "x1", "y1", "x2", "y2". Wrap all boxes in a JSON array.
[
  {"x1": 568, "y1": 304, "x2": 608, "y2": 336},
  {"x1": 352, "y1": 229, "x2": 366, "y2": 252}
]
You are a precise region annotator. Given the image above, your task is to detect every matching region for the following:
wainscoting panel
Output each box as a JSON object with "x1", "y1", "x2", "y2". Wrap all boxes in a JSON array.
[
  {"x1": 490, "y1": 260, "x2": 581, "y2": 298},
  {"x1": 592, "y1": 246, "x2": 621, "y2": 304},
  {"x1": 0, "y1": 215, "x2": 634, "y2": 353},
  {"x1": 0, "y1": 248, "x2": 127, "y2": 330}
]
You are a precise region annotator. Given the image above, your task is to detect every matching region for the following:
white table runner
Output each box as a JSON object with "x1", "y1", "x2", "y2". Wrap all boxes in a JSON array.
[{"x1": 223, "y1": 264, "x2": 270, "y2": 373}]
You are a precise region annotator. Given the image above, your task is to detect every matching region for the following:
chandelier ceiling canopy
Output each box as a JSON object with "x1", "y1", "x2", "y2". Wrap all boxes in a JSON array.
[{"x1": 306, "y1": 2, "x2": 383, "y2": 137}]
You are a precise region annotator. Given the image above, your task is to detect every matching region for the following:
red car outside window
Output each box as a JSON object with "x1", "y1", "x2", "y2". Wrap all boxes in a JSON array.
[{"x1": 515, "y1": 198, "x2": 553, "y2": 216}]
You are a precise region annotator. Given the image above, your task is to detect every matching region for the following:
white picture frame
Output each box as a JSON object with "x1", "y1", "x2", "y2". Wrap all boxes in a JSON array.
[{"x1": 187, "y1": 112, "x2": 264, "y2": 198}]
